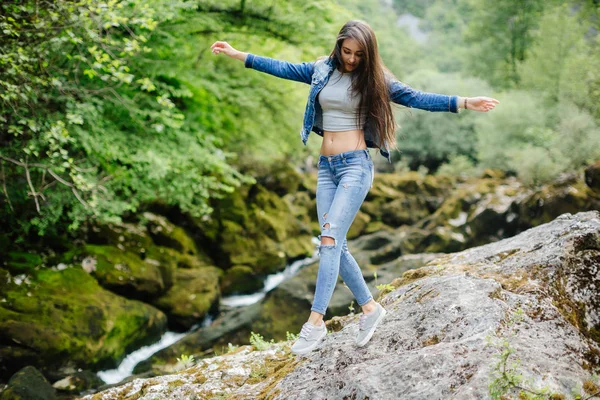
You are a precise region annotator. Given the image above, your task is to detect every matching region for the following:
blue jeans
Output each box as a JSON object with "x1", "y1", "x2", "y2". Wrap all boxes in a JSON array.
[{"x1": 311, "y1": 149, "x2": 375, "y2": 315}]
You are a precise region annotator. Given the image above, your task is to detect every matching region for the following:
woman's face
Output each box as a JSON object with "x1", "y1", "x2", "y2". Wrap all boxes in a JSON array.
[{"x1": 340, "y1": 38, "x2": 364, "y2": 73}]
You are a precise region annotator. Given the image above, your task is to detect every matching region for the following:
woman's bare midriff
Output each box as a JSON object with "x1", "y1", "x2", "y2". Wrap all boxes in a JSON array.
[{"x1": 320, "y1": 129, "x2": 367, "y2": 156}]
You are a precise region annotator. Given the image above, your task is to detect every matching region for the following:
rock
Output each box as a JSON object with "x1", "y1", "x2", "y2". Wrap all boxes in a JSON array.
[
  {"x1": 0, "y1": 267, "x2": 166, "y2": 382},
  {"x1": 220, "y1": 265, "x2": 264, "y2": 295},
  {"x1": 52, "y1": 370, "x2": 105, "y2": 394},
  {"x1": 199, "y1": 183, "x2": 313, "y2": 275},
  {"x1": 82, "y1": 244, "x2": 167, "y2": 300},
  {"x1": 85, "y1": 212, "x2": 600, "y2": 399},
  {"x1": 346, "y1": 211, "x2": 371, "y2": 239},
  {"x1": 1, "y1": 366, "x2": 56, "y2": 400},
  {"x1": 142, "y1": 212, "x2": 199, "y2": 256},
  {"x1": 252, "y1": 162, "x2": 303, "y2": 196},
  {"x1": 153, "y1": 267, "x2": 222, "y2": 330},
  {"x1": 133, "y1": 302, "x2": 263, "y2": 376},
  {"x1": 515, "y1": 178, "x2": 599, "y2": 232},
  {"x1": 585, "y1": 161, "x2": 600, "y2": 192}
]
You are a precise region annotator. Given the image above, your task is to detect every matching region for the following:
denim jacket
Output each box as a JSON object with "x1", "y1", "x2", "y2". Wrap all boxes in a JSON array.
[{"x1": 244, "y1": 54, "x2": 458, "y2": 162}]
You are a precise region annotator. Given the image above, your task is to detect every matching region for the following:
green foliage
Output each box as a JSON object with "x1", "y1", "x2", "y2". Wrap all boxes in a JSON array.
[
  {"x1": 392, "y1": 69, "x2": 493, "y2": 171},
  {"x1": 436, "y1": 155, "x2": 480, "y2": 178},
  {"x1": 176, "y1": 353, "x2": 196, "y2": 370},
  {"x1": 348, "y1": 300, "x2": 355, "y2": 315},
  {"x1": 226, "y1": 342, "x2": 239, "y2": 353},
  {"x1": 0, "y1": 0, "x2": 250, "y2": 241},
  {"x1": 285, "y1": 331, "x2": 299, "y2": 342},
  {"x1": 249, "y1": 331, "x2": 275, "y2": 351},
  {"x1": 464, "y1": 0, "x2": 547, "y2": 88},
  {"x1": 476, "y1": 90, "x2": 600, "y2": 185},
  {"x1": 0, "y1": 0, "x2": 343, "y2": 243}
]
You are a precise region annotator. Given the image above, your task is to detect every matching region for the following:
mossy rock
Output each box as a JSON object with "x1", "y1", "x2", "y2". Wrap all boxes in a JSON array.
[
  {"x1": 142, "y1": 212, "x2": 199, "y2": 256},
  {"x1": 364, "y1": 221, "x2": 392, "y2": 234},
  {"x1": 585, "y1": 161, "x2": 600, "y2": 192},
  {"x1": 4, "y1": 252, "x2": 43, "y2": 275},
  {"x1": 282, "y1": 235, "x2": 314, "y2": 261},
  {"x1": 299, "y1": 173, "x2": 318, "y2": 196},
  {"x1": 153, "y1": 267, "x2": 222, "y2": 330},
  {"x1": 221, "y1": 265, "x2": 264, "y2": 295},
  {"x1": 83, "y1": 244, "x2": 166, "y2": 300},
  {"x1": 516, "y1": 180, "x2": 599, "y2": 230},
  {"x1": 253, "y1": 162, "x2": 303, "y2": 196},
  {"x1": 0, "y1": 366, "x2": 56, "y2": 400},
  {"x1": 421, "y1": 227, "x2": 467, "y2": 254},
  {"x1": 86, "y1": 221, "x2": 153, "y2": 254},
  {"x1": 283, "y1": 191, "x2": 316, "y2": 228},
  {"x1": 380, "y1": 196, "x2": 430, "y2": 227},
  {"x1": 347, "y1": 211, "x2": 371, "y2": 239},
  {"x1": 0, "y1": 267, "x2": 166, "y2": 381}
]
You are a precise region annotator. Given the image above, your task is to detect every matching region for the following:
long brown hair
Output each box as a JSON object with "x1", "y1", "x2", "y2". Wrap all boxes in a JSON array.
[{"x1": 329, "y1": 20, "x2": 397, "y2": 150}]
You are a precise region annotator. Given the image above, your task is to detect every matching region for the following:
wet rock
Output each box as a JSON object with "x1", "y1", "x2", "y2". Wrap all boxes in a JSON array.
[
  {"x1": 1, "y1": 366, "x2": 56, "y2": 400},
  {"x1": 52, "y1": 370, "x2": 105, "y2": 394}
]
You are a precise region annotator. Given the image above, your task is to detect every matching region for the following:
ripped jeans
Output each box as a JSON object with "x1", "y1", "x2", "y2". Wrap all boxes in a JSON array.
[{"x1": 311, "y1": 149, "x2": 374, "y2": 315}]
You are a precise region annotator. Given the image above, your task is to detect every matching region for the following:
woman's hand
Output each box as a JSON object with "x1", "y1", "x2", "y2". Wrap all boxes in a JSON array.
[
  {"x1": 464, "y1": 96, "x2": 500, "y2": 112},
  {"x1": 210, "y1": 41, "x2": 247, "y2": 62}
]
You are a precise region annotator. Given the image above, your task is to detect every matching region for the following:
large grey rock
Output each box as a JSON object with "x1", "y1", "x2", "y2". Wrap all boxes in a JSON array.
[{"x1": 83, "y1": 212, "x2": 600, "y2": 400}]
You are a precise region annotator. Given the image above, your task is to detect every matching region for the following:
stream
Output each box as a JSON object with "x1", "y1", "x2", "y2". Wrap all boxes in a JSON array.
[{"x1": 97, "y1": 238, "x2": 319, "y2": 384}]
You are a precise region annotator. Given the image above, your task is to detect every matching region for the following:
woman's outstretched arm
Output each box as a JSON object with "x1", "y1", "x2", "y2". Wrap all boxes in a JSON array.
[
  {"x1": 387, "y1": 78, "x2": 499, "y2": 113},
  {"x1": 211, "y1": 41, "x2": 315, "y2": 85}
]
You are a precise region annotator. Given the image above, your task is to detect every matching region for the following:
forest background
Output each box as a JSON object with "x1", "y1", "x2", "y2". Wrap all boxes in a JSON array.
[{"x1": 1, "y1": 0, "x2": 599, "y2": 246}]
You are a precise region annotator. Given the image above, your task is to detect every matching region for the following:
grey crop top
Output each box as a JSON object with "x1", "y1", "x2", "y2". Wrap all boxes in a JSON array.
[{"x1": 318, "y1": 68, "x2": 366, "y2": 131}]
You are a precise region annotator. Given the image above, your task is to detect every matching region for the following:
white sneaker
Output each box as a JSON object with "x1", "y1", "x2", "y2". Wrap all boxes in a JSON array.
[
  {"x1": 290, "y1": 321, "x2": 327, "y2": 355},
  {"x1": 356, "y1": 303, "x2": 387, "y2": 347}
]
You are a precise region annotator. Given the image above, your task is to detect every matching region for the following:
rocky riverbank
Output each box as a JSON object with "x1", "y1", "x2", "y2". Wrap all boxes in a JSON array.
[
  {"x1": 79, "y1": 211, "x2": 600, "y2": 399},
  {"x1": 1, "y1": 162, "x2": 599, "y2": 398}
]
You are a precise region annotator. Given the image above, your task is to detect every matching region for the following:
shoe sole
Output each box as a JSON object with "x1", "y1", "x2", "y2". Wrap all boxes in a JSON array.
[
  {"x1": 356, "y1": 307, "x2": 387, "y2": 347},
  {"x1": 291, "y1": 328, "x2": 327, "y2": 356}
]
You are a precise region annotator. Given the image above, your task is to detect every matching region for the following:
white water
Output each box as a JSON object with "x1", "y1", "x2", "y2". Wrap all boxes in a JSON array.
[
  {"x1": 221, "y1": 239, "x2": 319, "y2": 308},
  {"x1": 97, "y1": 316, "x2": 213, "y2": 385},
  {"x1": 97, "y1": 238, "x2": 318, "y2": 384}
]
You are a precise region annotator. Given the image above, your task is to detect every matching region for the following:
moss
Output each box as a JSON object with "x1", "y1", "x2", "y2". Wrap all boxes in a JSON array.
[
  {"x1": 390, "y1": 267, "x2": 435, "y2": 289},
  {"x1": 153, "y1": 267, "x2": 221, "y2": 330},
  {"x1": 347, "y1": 211, "x2": 371, "y2": 239},
  {"x1": 5, "y1": 252, "x2": 43, "y2": 274},
  {"x1": 142, "y1": 213, "x2": 199, "y2": 256},
  {"x1": 167, "y1": 379, "x2": 186, "y2": 389},
  {"x1": 281, "y1": 236, "x2": 314, "y2": 261},
  {"x1": 583, "y1": 380, "x2": 600, "y2": 394},
  {"x1": 548, "y1": 394, "x2": 566, "y2": 400},
  {"x1": 422, "y1": 335, "x2": 440, "y2": 347},
  {"x1": 84, "y1": 244, "x2": 165, "y2": 298},
  {"x1": 0, "y1": 267, "x2": 166, "y2": 379},
  {"x1": 256, "y1": 353, "x2": 305, "y2": 399},
  {"x1": 221, "y1": 265, "x2": 263, "y2": 296}
]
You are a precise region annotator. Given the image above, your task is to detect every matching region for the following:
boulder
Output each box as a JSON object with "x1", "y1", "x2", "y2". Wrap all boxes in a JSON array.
[
  {"x1": 153, "y1": 267, "x2": 222, "y2": 330},
  {"x1": 0, "y1": 366, "x2": 56, "y2": 400},
  {"x1": 0, "y1": 267, "x2": 166, "y2": 381},
  {"x1": 585, "y1": 161, "x2": 600, "y2": 192}
]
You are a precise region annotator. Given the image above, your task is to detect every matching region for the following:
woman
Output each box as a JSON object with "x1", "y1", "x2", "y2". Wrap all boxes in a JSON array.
[{"x1": 211, "y1": 20, "x2": 498, "y2": 356}]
